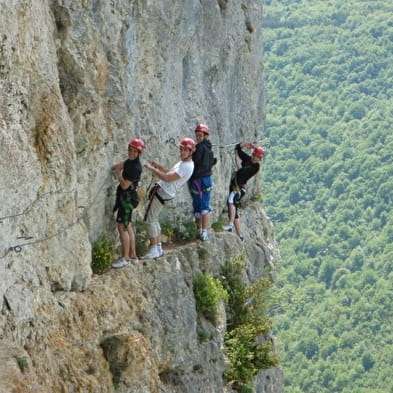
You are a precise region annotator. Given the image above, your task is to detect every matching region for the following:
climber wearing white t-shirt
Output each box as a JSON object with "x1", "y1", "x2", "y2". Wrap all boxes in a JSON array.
[{"x1": 141, "y1": 138, "x2": 195, "y2": 259}]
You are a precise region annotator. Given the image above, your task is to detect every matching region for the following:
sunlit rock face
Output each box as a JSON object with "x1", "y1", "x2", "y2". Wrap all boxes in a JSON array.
[{"x1": 0, "y1": 1, "x2": 282, "y2": 392}]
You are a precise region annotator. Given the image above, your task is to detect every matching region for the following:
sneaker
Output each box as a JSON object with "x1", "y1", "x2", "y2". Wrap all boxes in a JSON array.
[
  {"x1": 200, "y1": 231, "x2": 209, "y2": 241},
  {"x1": 140, "y1": 247, "x2": 160, "y2": 260},
  {"x1": 239, "y1": 235, "x2": 244, "y2": 241},
  {"x1": 222, "y1": 224, "x2": 233, "y2": 232},
  {"x1": 128, "y1": 257, "x2": 139, "y2": 263},
  {"x1": 157, "y1": 243, "x2": 164, "y2": 257},
  {"x1": 112, "y1": 257, "x2": 129, "y2": 269}
]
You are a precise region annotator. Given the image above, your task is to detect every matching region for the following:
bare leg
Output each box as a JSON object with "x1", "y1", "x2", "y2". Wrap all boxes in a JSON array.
[
  {"x1": 118, "y1": 223, "x2": 130, "y2": 260},
  {"x1": 234, "y1": 217, "x2": 241, "y2": 236},
  {"x1": 127, "y1": 224, "x2": 137, "y2": 259},
  {"x1": 227, "y1": 203, "x2": 236, "y2": 224},
  {"x1": 149, "y1": 236, "x2": 159, "y2": 247},
  {"x1": 201, "y1": 213, "x2": 210, "y2": 230},
  {"x1": 196, "y1": 216, "x2": 202, "y2": 230}
]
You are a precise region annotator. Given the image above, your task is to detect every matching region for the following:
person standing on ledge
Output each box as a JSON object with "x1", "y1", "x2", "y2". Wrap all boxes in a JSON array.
[
  {"x1": 112, "y1": 138, "x2": 145, "y2": 268},
  {"x1": 141, "y1": 137, "x2": 195, "y2": 259},
  {"x1": 188, "y1": 123, "x2": 216, "y2": 241},
  {"x1": 222, "y1": 142, "x2": 265, "y2": 240}
]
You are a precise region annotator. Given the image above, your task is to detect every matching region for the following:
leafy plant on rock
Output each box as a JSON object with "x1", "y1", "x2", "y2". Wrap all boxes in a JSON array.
[
  {"x1": 193, "y1": 273, "x2": 228, "y2": 325},
  {"x1": 220, "y1": 257, "x2": 279, "y2": 390},
  {"x1": 91, "y1": 235, "x2": 114, "y2": 275}
]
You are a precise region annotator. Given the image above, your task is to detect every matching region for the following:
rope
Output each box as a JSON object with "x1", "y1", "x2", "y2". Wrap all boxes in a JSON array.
[
  {"x1": 218, "y1": 137, "x2": 270, "y2": 149},
  {"x1": 0, "y1": 190, "x2": 75, "y2": 223},
  {"x1": 0, "y1": 171, "x2": 113, "y2": 259}
]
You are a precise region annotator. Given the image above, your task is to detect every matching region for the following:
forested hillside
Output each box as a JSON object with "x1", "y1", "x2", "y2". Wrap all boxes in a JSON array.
[{"x1": 262, "y1": 1, "x2": 393, "y2": 392}]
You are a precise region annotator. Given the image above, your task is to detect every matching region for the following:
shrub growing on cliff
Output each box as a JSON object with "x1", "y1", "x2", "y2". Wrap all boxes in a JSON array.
[
  {"x1": 224, "y1": 324, "x2": 279, "y2": 387},
  {"x1": 134, "y1": 219, "x2": 149, "y2": 255},
  {"x1": 193, "y1": 273, "x2": 228, "y2": 325},
  {"x1": 220, "y1": 257, "x2": 279, "y2": 389},
  {"x1": 162, "y1": 216, "x2": 198, "y2": 243},
  {"x1": 91, "y1": 235, "x2": 114, "y2": 274},
  {"x1": 211, "y1": 214, "x2": 225, "y2": 232}
]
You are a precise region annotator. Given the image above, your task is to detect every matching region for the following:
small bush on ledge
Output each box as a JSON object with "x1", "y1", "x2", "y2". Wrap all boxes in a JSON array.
[
  {"x1": 193, "y1": 273, "x2": 228, "y2": 325},
  {"x1": 91, "y1": 235, "x2": 114, "y2": 274}
]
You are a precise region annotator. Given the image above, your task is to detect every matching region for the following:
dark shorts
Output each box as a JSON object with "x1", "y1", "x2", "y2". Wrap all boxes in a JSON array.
[{"x1": 115, "y1": 190, "x2": 139, "y2": 226}]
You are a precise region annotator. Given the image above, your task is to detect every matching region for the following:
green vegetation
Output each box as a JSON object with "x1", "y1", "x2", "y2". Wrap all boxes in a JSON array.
[
  {"x1": 161, "y1": 216, "x2": 198, "y2": 242},
  {"x1": 196, "y1": 327, "x2": 213, "y2": 343},
  {"x1": 134, "y1": 219, "x2": 149, "y2": 255},
  {"x1": 221, "y1": 258, "x2": 279, "y2": 390},
  {"x1": 91, "y1": 235, "x2": 114, "y2": 274},
  {"x1": 193, "y1": 257, "x2": 278, "y2": 392},
  {"x1": 100, "y1": 336, "x2": 127, "y2": 387},
  {"x1": 193, "y1": 273, "x2": 228, "y2": 325},
  {"x1": 15, "y1": 356, "x2": 28, "y2": 373},
  {"x1": 263, "y1": 0, "x2": 393, "y2": 392},
  {"x1": 211, "y1": 214, "x2": 226, "y2": 232},
  {"x1": 197, "y1": 246, "x2": 209, "y2": 261}
]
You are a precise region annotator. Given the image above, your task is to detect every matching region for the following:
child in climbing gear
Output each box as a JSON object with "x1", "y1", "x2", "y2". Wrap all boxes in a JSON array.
[
  {"x1": 222, "y1": 142, "x2": 265, "y2": 240},
  {"x1": 188, "y1": 124, "x2": 217, "y2": 241},
  {"x1": 141, "y1": 138, "x2": 195, "y2": 259},
  {"x1": 112, "y1": 138, "x2": 145, "y2": 268}
]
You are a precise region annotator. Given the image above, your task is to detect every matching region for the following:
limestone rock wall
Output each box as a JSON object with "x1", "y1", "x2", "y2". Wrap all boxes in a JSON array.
[
  {"x1": 1, "y1": 0, "x2": 265, "y2": 291},
  {"x1": 0, "y1": 203, "x2": 282, "y2": 393},
  {"x1": 0, "y1": 0, "x2": 282, "y2": 392}
]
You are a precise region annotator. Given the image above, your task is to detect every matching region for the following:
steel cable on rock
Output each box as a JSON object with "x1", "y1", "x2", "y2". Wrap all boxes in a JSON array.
[{"x1": 0, "y1": 170, "x2": 113, "y2": 260}]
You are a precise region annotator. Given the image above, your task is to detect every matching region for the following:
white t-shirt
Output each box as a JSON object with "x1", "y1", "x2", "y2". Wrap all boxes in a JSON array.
[{"x1": 158, "y1": 160, "x2": 194, "y2": 198}]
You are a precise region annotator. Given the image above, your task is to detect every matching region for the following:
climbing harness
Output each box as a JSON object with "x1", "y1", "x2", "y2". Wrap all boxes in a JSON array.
[
  {"x1": 189, "y1": 179, "x2": 212, "y2": 197},
  {"x1": 116, "y1": 188, "x2": 138, "y2": 228},
  {"x1": 143, "y1": 183, "x2": 172, "y2": 221}
]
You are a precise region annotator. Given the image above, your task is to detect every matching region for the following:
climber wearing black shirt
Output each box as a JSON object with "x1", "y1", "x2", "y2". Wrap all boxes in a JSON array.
[
  {"x1": 222, "y1": 142, "x2": 265, "y2": 239},
  {"x1": 112, "y1": 138, "x2": 144, "y2": 269},
  {"x1": 188, "y1": 124, "x2": 216, "y2": 241}
]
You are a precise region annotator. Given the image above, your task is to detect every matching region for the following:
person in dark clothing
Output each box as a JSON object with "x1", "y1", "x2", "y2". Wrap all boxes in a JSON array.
[
  {"x1": 112, "y1": 138, "x2": 144, "y2": 268},
  {"x1": 222, "y1": 142, "x2": 265, "y2": 240},
  {"x1": 188, "y1": 124, "x2": 216, "y2": 241}
]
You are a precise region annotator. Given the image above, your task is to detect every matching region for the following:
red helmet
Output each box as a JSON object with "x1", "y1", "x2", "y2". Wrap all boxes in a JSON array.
[
  {"x1": 195, "y1": 124, "x2": 209, "y2": 135},
  {"x1": 252, "y1": 146, "x2": 265, "y2": 158},
  {"x1": 179, "y1": 138, "x2": 196, "y2": 151},
  {"x1": 129, "y1": 138, "x2": 145, "y2": 153}
]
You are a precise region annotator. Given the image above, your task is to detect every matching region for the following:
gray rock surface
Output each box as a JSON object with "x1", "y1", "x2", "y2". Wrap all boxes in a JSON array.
[{"x1": 0, "y1": 207, "x2": 281, "y2": 392}]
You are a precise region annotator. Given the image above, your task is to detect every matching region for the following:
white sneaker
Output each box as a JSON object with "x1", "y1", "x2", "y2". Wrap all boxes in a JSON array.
[
  {"x1": 129, "y1": 257, "x2": 139, "y2": 263},
  {"x1": 200, "y1": 231, "x2": 208, "y2": 241},
  {"x1": 112, "y1": 257, "x2": 129, "y2": 269},
  {"x1": 222, "y1": 224, "x2": 233, "y2": 232},
  {"x1": 140, "y1": 247, "x2": 160, "y2": 260},
  {"x1": 157, "y1": 243, "x2": 164, "y2": 257}
]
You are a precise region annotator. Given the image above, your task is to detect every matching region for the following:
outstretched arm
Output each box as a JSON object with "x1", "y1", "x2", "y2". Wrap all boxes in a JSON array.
[
  {"x1": 149, "y1": 160, "x2": 169, "y2": 173},
  {"x1": 144, "y1": 162, "x2": 180, "y2": 182},
  {"x1": 235, "y1": 142, "x2": 254, "y2": 164}
]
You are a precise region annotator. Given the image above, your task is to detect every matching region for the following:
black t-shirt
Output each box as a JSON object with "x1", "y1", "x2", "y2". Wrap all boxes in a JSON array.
[
  {"x1": 117, "y1": 157, "x2": 142, "y2": 193},
  {"x1": 233, "y1": 144, "x2": 260, "y2": 186}
]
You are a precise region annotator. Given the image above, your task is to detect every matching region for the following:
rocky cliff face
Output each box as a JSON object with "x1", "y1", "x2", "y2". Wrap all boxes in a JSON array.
[{"x1": 0, "y1": 1, "x2": 282, "y2": 392}]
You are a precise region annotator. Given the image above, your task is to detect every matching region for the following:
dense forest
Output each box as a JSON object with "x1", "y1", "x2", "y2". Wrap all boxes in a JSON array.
[{"x1": 262, "y1": 0, "x2": 393, "y2": 392}]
